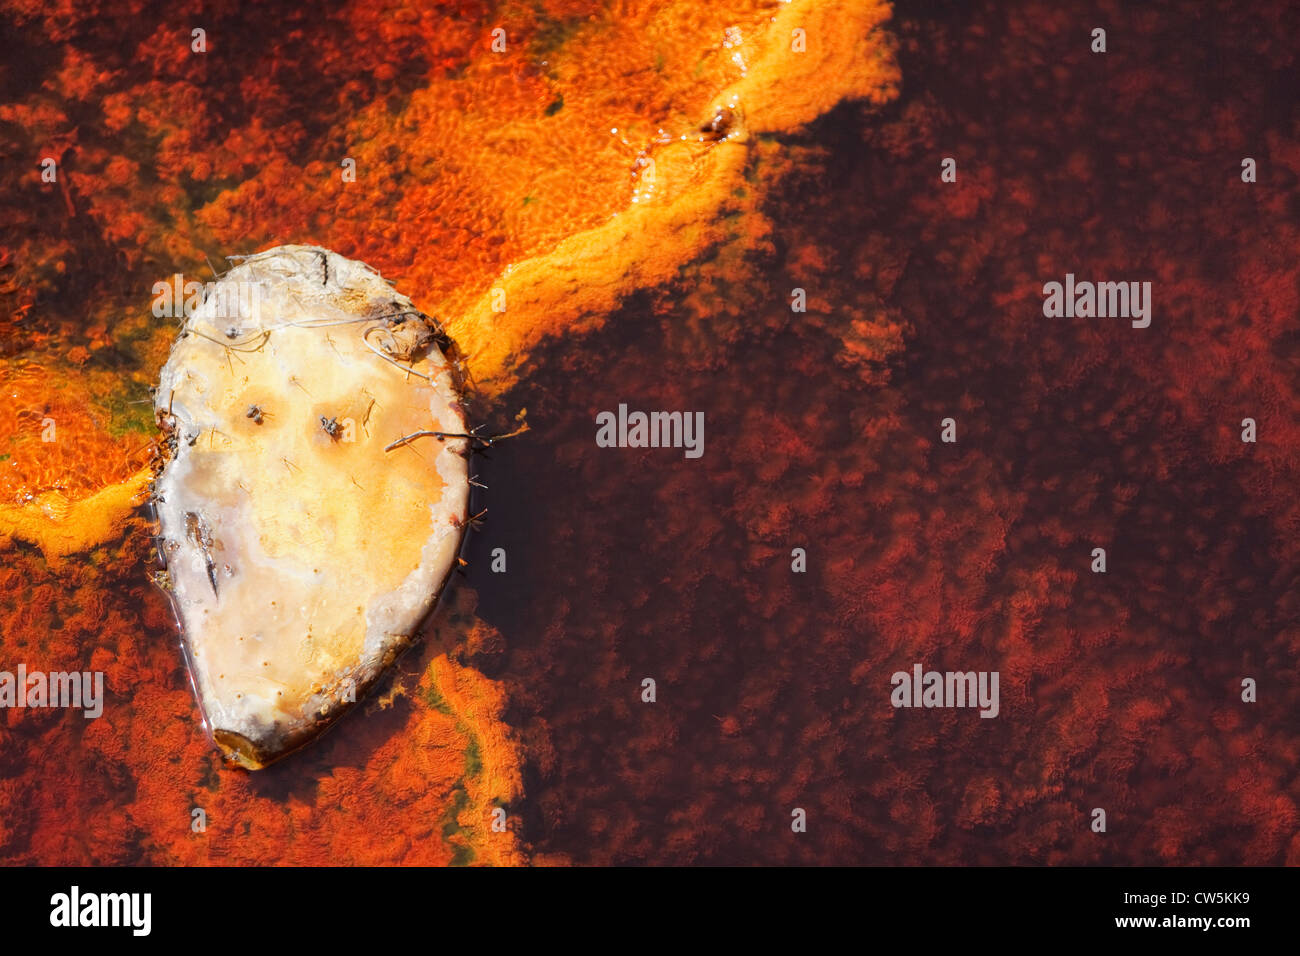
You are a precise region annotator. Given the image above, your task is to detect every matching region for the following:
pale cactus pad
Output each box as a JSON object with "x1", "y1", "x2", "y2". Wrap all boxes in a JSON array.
[{"x1": 152, "y1": 245, "x2": 470, "y2": 769}]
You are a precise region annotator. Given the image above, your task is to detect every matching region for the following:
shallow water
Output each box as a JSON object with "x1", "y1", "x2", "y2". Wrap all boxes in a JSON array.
[{"x1": 1, "y1": 0, "x2": 1298, "y2": 865}]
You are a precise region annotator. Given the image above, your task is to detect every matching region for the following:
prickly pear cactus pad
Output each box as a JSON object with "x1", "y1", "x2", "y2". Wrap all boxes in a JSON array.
[{"x1": 152, "y1": 245, "x2": 470, "y2": 769}]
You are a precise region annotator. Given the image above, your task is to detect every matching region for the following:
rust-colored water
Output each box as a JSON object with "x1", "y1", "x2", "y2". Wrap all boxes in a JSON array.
[{"x1": 2, "y1": 0, "x2": 1298, "y2": 866}]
